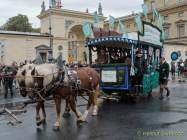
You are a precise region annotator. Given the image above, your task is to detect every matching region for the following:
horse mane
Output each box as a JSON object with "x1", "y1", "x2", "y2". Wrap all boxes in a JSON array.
[
  {"x1": 32, "y1": 64, "x2": 59, "y2": 87},
  {"x1": 16, "y1": 64, "x2": 36, "y2": 77}
]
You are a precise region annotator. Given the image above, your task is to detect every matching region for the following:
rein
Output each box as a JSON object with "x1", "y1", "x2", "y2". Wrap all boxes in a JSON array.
[{"x1": 18, "y1": 66, "x2": 96, "y2": 103}]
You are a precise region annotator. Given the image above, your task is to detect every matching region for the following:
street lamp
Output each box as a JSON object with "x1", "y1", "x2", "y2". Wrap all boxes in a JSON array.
[
  {"x1": 76, "y1": 42, "x2": 80, "y2": 62},
  {"x1": 48, "y1": 8, "x2": 53, "y2": 63}
]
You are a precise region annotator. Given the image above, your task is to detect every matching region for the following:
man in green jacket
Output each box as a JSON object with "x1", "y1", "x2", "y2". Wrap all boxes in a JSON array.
[
  {"x1": 159, "y1": 57, "x2": 170, "y2": 100},
  {"x1": 3, "y1": 66, "x2": 17, "y2": 98}
]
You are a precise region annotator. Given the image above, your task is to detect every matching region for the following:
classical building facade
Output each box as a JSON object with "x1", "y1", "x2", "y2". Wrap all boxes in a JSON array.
[
  {"x1": 144, "y1": 0, "x2": 187, "y2": 62},
  {"x1": 0, "y1": 31, "x2": 51, "y2": 64},
  {"x1": 38, "y1": 7, "x2": 105, "y2": 64},
  {"x1": 1, "y1": 0, "x2": 187, "y2": 65},
  {"x1": 0, "y1": 2, "x2": 105, "y2": 65},
  {"x1": 104, "y1": 0, "x2": 187, "y2": 63}
]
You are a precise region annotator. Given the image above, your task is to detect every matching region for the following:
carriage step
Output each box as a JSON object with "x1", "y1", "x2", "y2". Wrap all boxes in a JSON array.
[{"x1": 101, "y1": 95, "x2": 120, "y2": 102}]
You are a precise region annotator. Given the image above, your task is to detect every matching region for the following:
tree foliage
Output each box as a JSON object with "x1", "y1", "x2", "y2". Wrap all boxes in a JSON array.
[{"x1": 1, "y1": 14, "x2": 40, "y2": 33}]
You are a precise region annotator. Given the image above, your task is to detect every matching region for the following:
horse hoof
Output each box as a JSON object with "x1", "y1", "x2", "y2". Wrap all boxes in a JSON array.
[
  {"x1": 63, "y1": 112, "x2": 71, "y2": 118},
  {"x1": 42, "y1": 118, "x2": 46, "y2": 124},
  {"x1": 53, "y1": 126, "x2": 60, "y2": 131},
  {"x1": 36, "y1": 120, "x2": 43, "y2": 126},
  {"x1": 92, "y1": 112, "x2": 98, "y2": 116},
  {"x1": 77, "y1": 119, "x2": 84, "y2": 124}
]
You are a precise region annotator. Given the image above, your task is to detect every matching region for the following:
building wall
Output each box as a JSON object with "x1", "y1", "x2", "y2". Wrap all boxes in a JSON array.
[
  {"x1": 0, "y1": 8, "x2": 106, "y2": 65},
  {"x1": 39, "y1": 8, "x2": 105, "y2": 63},
  {"x1": 3, "y1": 2, "x2": 187, "y2": 65},
  {"x1": 104, "y1": 0, "x2": 187, "y2": 63},
  {"x1": 144, "y1": 0, "x2": 187, "y2": 40},
  {"x1": 144, "y1": 0, "x2": 185, "y2": 11},
  {"x1": 39, "y1": 9, "x2": 104, "y2": 38},
  {"x1": 0, "y1": 34, "x2": 50, "y2": 65},
  {"x1": 163, "y1": 43, "x2": 187, "y2": 63},
  {"x1": 145, "y1": 0, "x2": 187, "y2": 62}
]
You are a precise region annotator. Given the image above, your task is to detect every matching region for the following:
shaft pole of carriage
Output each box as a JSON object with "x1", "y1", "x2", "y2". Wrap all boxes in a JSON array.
[
  {"x1": 4, "y1": 108, "x2": 22, "y2": 123},
  {"x1": 23, "y1": 96, "x2": 54, "y2": 107}
]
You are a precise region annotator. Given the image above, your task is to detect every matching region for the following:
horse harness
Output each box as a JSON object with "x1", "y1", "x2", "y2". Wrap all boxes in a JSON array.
[
  {"x1": 20, "y1": 67, "x2": 95, "y2": 102},
  {"x1": 65, "y1": 68, "x2": 95, "y2": 102}
]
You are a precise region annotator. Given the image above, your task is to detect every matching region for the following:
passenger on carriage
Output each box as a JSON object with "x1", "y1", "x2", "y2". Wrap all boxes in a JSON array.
[
  {"x1": 131, "y1": 50, "x2": 145, "y2": 95},
  {"x1": 95, "y1": 49, "x2": 108, "y2": 64}
]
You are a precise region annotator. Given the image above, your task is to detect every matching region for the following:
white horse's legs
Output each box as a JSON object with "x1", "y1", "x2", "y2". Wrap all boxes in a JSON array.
[
  {"x1": 41, "y1": 102, "x2": 46, "y2": 122},
  {"x1": 92, "y1": 105, "x2": 98, "y2": 116},
  {"x1": 36, "y1": 102, "x2": 43, "y2": 126},
  {"x1": 82, "y1": 93, "x2": 92, "y2": 121},
  {"x1": 82, "y1": 110, "x2": 89, "y2": 121}
]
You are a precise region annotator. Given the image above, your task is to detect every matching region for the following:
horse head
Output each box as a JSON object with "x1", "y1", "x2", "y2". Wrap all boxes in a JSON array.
[
  {"x1": 28, "y1": 64, "x2": 59, "y2": 94},
  {"x1": 16, "y1": 64, "x2": 36, "y2": 97}
]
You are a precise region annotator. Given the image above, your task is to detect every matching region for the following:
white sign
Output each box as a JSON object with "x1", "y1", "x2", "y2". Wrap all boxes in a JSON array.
[
  {"x1": 101, "y1": 70, "x2": 117, "y2": 83},
  {"x1": 126, "y1": 32, "x2": 138, "y2": 40},
  {"x1": 140, "y1": 24, "x2": 163, "y2": 46}
]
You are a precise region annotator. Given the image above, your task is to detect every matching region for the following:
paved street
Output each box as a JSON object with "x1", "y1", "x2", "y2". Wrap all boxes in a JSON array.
[{"x1": 0, "y1": 81, "x2": 187, "y2": 140}]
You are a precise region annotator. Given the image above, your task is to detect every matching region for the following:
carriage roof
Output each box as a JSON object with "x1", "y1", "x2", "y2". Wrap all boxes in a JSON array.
[
  {"x1": 86, "y1": 35, "x2": 162, "y2": 49},
  {"x1": 86, "y1": 36, "x2": 138, "y2": 49},
  {"x1": 85, "y1": 25, "x2": 163, "y2": 49}
]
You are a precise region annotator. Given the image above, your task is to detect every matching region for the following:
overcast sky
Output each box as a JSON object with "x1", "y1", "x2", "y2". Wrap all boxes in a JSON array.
[{"x1": 0, "y1": 0, "x2": 144, "y2": 28}]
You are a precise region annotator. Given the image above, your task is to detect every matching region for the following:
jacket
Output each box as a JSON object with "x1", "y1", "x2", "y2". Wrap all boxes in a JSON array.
[{"x1": 159, "y1": 61, "x2": 170, "y2": 80}]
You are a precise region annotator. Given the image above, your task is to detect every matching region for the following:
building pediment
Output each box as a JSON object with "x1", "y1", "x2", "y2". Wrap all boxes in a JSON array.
[
  {"x1": 163, "y1": 22, "x2": 171, "y2": 27},
  {"x1": 175, "y1": 20, "x2": 187, "y2": 24},
  {"x1": 35, "y1": 45, "x2": 51, "y2": 50},
  {"x1": 38, "y1": 8, "x2": 106, "y2": 21}
]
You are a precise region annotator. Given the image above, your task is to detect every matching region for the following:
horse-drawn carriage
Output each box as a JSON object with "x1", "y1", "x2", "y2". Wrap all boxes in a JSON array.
[
  {"x1": 11, "y1": 22, "x2": 163, "y2": 130},
  {"x1": 86, "y1": 22, "x2": 163, "y2": 98}
]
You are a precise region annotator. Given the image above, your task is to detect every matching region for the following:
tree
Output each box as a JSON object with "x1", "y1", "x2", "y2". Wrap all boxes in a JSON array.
[{"x1": 1, "y1": 14, "x2": 40, "y2": 32}]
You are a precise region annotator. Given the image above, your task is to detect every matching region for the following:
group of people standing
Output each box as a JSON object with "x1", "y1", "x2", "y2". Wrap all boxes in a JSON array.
[
  {"x1": 171, "y1": 59, "x2": 187, "y2": 82},
  {"x1": 133, "y1": 52, "x2": 187, "y2": 100},
  {"x1": 131, "y1": 50, "x2": 170, "y2": 100}
]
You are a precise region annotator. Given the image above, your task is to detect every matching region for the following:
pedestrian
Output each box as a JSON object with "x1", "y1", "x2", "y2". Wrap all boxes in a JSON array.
[
  {"x1": 179, "y1": 60, "x2": 185, "y2": 82},
  {"x1": 184, "y1": 59, "x2": 187, "y2": 79},
  {"x1": 158, "y1": 57, "x2": 170, "y2": 100},
  {"x1": 3, "y1": 66, "x2": 17, "y2": 98},
  {"x1": 171, "y1": 61, "x2": 176, "y2": 80}
]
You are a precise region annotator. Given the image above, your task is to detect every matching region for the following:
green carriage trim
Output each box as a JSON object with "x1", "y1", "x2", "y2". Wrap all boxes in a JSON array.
[{"x1": 142, "y1": 71, "x2": 159, "y2": 95}]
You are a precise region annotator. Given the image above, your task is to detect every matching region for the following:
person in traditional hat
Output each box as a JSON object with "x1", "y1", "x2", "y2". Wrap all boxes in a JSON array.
[
  {"x1": 57, "y1": 52, "x2": 65, "y2": 83},
  {"x1": 158, "y1": 57, "x2": 170, "y2": 100}
]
